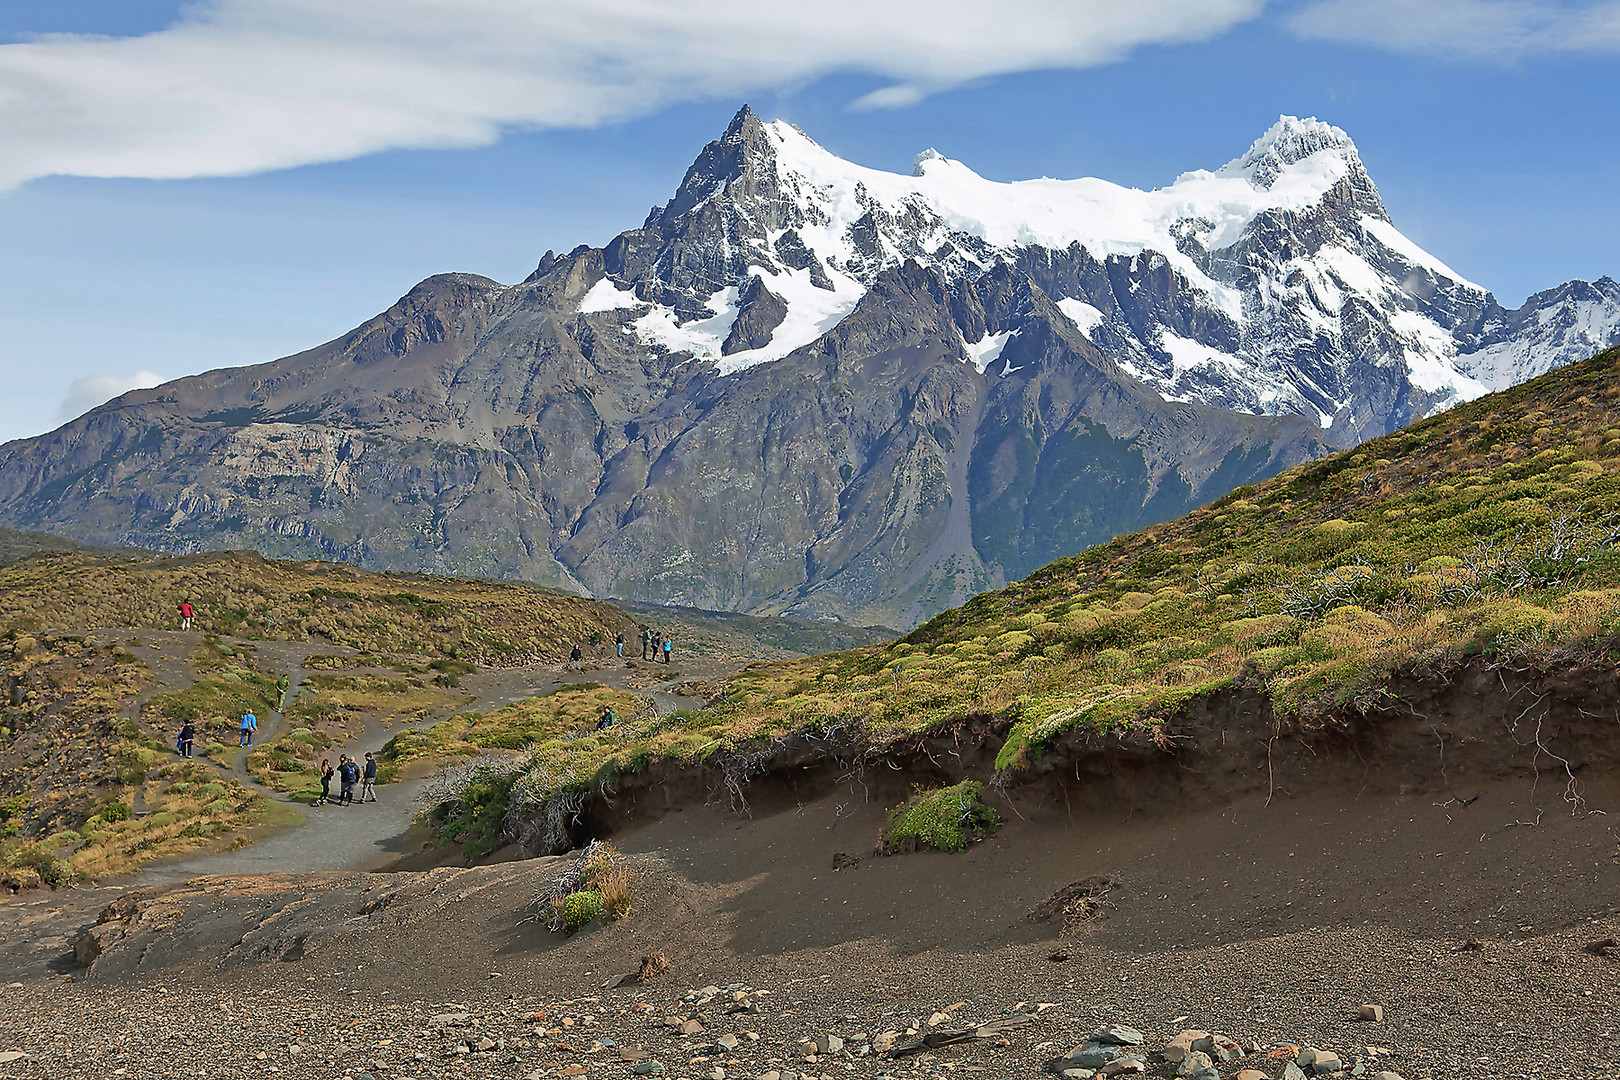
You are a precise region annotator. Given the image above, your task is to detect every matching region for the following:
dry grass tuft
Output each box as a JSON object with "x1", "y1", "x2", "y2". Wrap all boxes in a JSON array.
[{"x1": 636, "y1": 951, "x2": 670, "y2": 982}]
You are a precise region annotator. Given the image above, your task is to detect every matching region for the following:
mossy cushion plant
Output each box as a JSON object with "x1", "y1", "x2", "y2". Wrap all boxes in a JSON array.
[
  {"x1": 881, "y1": 781, "x2": 1001, "y2": 853},
  {"x1": 560, "y1": 890, "x2": 604, "y2": 932}
]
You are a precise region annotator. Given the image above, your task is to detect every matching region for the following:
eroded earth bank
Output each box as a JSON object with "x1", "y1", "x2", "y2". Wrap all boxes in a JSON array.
[{"x1": 2, "y1": 660, "x2": 1618, "y2": 1080}]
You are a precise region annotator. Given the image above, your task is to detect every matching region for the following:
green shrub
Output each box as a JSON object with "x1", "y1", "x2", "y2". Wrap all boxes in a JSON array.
[
  {"x1": 561, "y1": 889, "x2": 604, "y2": 931},
  {"x1": 91, "y1": 802, "x2": 131, "y2": 825},
  {"x1": 881, "y1": 781, "x2": 1001, "y2": 854},
  {"x1": 112, "y1": 743, "x2": 154, "y2": 785}
]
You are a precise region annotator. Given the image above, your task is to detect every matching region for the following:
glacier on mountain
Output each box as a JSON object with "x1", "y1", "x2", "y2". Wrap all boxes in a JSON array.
[{"x1": 574, "y1": 106, "x2": 1618, "y2": 447}]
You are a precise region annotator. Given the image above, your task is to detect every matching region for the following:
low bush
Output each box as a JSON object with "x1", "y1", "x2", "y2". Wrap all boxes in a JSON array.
[
  {"x1": 532, "y1": 839, "x2": 636, "y2": 932},
  {"x1": 559, "y1": 890, "x2": 603, "y2": 931},
  {"x1": 879, "y1": 781, "x2": 1001, "y2": 854}
]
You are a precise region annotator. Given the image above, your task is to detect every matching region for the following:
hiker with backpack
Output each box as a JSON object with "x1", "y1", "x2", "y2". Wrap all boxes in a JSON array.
[
  {"x1": 337, "y1": 755, "x2": 358, "y2": 805},
  {"x1": 177, "y1": 722, "x2": 195, "y2": 758},
  {"x1": 360, "y1": 753, "x2": 378, "y2": 802},
  {"x1": 316, "y1": 759, "x2": 334, "y2": 805},
  {"x1": 239, "y1": 711, "x2": 257, "y2": 746}
]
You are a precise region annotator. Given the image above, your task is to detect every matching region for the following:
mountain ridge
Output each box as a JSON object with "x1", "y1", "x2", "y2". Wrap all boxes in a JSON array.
[{"x1": 0, "y1": 106, "x2": 1613, "y2": 628}]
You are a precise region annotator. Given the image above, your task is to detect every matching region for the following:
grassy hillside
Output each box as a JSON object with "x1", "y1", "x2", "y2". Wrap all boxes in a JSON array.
[
  {"x1": 0, "y1": 526, "x2": 152, "y2": 564},
  {"x1": 441, "y1": 347, "x2": 1620, "y2": 842},
  {"x1": 0, "y1": 550, "x2": 628, "y2": 664}
]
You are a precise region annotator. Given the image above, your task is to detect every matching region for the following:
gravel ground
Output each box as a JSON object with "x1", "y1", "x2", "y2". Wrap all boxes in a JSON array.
[
  {"x1": 2, "y1": 732, "x2": 1617, "y2": 1080},
  {"x1": 0, "y1": 916, "x2": 1617, "y2": 1080}
]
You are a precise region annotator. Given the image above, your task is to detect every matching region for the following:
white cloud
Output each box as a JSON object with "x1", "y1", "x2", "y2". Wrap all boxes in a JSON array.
[
  {"x1": 0, "y1": 0, "x2": 1264, "y2": 191},
  {"x1": 1289, "y1": 0, "x2": 1620, "y2": 58},
  {"x1": 56, "y1": 370, "x2": 165, "y2": 421}
]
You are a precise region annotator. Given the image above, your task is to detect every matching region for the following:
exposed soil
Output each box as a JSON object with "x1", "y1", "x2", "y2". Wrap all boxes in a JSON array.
[{"x1": 2, "y1": 662, "x2": 1618, "y2": 1078}]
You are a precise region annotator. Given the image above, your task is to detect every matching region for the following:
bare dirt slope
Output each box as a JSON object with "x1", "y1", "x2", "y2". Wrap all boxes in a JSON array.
[{"x1": 2, "y1": 752, "x2": 1617, "y2": 1078}]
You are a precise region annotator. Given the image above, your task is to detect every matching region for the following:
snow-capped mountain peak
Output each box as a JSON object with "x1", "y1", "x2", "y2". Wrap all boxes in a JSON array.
[
  {"x1": 1217, "y1": 115, "x2": 1364, "y2": 189},
  {"x1": 576, "y1": 105, "x2": 1620, "y2": 446}
]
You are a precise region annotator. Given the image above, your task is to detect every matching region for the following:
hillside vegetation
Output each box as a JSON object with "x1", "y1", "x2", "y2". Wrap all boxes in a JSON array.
[
  {"x1": 436, "y1": 347, "x2": 1620, "y2": 848},
  {"x1": 0, "y1": 550, "x2": 628, "y2": 664}
]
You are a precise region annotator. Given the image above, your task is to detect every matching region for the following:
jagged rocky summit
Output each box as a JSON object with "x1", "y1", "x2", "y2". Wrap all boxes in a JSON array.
[{"x1": 0, "y1": 107, "x2": 1613, "y2": 629}]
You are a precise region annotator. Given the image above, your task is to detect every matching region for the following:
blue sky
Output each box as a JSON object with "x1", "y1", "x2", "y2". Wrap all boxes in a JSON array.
[{"x1": 0, "y1": 0, "x2": 1616, "y2": 444}]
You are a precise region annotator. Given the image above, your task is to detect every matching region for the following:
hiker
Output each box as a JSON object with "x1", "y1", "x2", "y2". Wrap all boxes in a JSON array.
[
  {"x1": 239, "y1": 711, "x2": 257, "y2": 746},
  {"x1": 595, "y1": 706, "x2": 617, "y2": 731},
  {"x1": 177, "y1": 722, "x2": 195, "y2": 758},
  {"x1": 338, "y1": 756, "x2": 357, "y2": 805},
  {"x1": 650, "y1": 631, "x2": 661, "y2": 661},
  {"x1": 570, "y1": 643, "x2": 582, "y2": 663},
  {"x1": 360, "y1": 753, "x2": 378, "y2": 803},
  {"x1": 177, "y1": 600, "x2": 195, "y2": 631},
  {"x1": 641, "y1": 626, "x2": 651, "y2": 659},
  {"x1": 615, "y1": 631, "x2": 624, "y2": 658},
  {"x1": 662, "y1": 632, "x2": 673, "y2": 664},
  {"x1": 316, "y1": 759, "x2": 334, "y2": 806}
]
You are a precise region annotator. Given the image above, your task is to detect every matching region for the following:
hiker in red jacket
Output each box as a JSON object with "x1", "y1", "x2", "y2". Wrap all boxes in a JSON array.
[{"x1": 178, "y1": 601, "x2": 195, "y2": 630}]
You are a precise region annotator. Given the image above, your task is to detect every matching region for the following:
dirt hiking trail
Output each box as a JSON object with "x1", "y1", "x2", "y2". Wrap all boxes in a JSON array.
[{"x1": 125, "y1": 639, "x2": 715, "y2": 881}]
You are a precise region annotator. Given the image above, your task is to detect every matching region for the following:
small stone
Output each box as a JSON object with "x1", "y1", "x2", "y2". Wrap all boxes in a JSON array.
[
  {"x1": 1069, "y1": 1043, "x2": 1125, "y2": 1069},
  {"x1": 1059, "y1": 1071, "x2": 1095, "y2": 1080},
  {"x1": 1089, "y1": 1026, "x2": 1144, "y2": 1047},
  {"x1": 709, "y1": 1068, "x2": 726, "y2": 1080},
  {"x1": 619, "y1": 1047, "x2": 650, "y2": 1062},
  {"x1": 1283, "y1": 1064, "x2": 1307, "y2": 1080},
  {"x1": 287, "y1": 1044, "x2": 302, "y2": 1056},
  {"x1": 1209, "y1": 1036, "x2": 1245, "y2": 1063},
  {"x1": 758, "y1": 1073, "x2": 781, "y2": 1080},
  {"x1": 1165, "y1": 1032, "x2": 1212, "y2": 1065},
  {"x1": 0, "y1": 1053, "x2": 28, "y2": 1065},
  {"x1": 811, "y1": 1035, "x2": 843, "y2": 1055},
  {"x1": 928, "y1": 1013, "x2": 950, "y2": 1027},
  {"x1": 1235, "y1": 1072, "x2": 1268, "y2": 1080},
  {"x1": 1358, "y1": 1005, "x2": 1384, "y2": 1022},
  {"x1": 1177, "y1": 1051, "x2": 1214, "y2": 1078},
  {"x1": 873, "y1": 1032, "x2": 899, "y2": 1053},
  {"x1": 1372, "y1": 1073, "x2": 1404, "y2": 1080},
  {"x1": 718, "y1": 1034, "x2": 741, "y2": 1051},
  {"x1": 683, "y1": 1020, "x2": 706, "y2": 1036},
  {"x1": 699, "y1": 985, "x2": 721, "y2": 996},
  {"x1": 1311, "y1": 1052, "x2": 1343, "y2": 1075},
  {"x1": 560, "y1": 1067, "x2": 589, "y2": 1077},
  {"x1": 1295, "y1": 1049, "x2": 1319, "y2": 1069},
  {"x1": 431, "y1": 1012, "x2": 473, "y2": 1027},
  {"x1": 632, "y1": 1062, "x2": 666, "y2": 1076},
  {"x1": 1100, "y1": 1059, "x2": 1146, "y2": 1076},
  {"x1": 475, "y1": 1037, "x2": 498, "y2": 1052}
]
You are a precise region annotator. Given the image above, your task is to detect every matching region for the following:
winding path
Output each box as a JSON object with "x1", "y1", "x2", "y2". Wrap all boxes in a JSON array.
[{"x1": 133, "y1": 645, "x2": 710, "y2": 881}]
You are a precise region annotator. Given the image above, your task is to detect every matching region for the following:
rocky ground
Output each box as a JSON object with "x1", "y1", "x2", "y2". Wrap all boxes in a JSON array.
[{"x1": 1, "y1": 765, "x2": 1618, "y2": 1080}]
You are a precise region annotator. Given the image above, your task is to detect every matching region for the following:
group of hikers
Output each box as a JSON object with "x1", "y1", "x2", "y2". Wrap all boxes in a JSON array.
[
  {"x1": 639, "y1": 627, "x2": 673, "y2": 662},
  {"x1": 172, "y1": 711, "x2": 257, "y2": 755},
  {"x1": 315, "y1": 753, "x2": 377, "y2": 806},
  {"x1": 172, "y1": 713, "x2": 379, "y2": 808},
  {"x1": 571, "y1": 626, "x2": 675, "y2": 664}
]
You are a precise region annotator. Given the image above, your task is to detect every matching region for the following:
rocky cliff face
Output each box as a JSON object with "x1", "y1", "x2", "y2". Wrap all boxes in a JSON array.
[{"x1": 0, "y1": 107, "x2": 1610, "y2": 628}]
